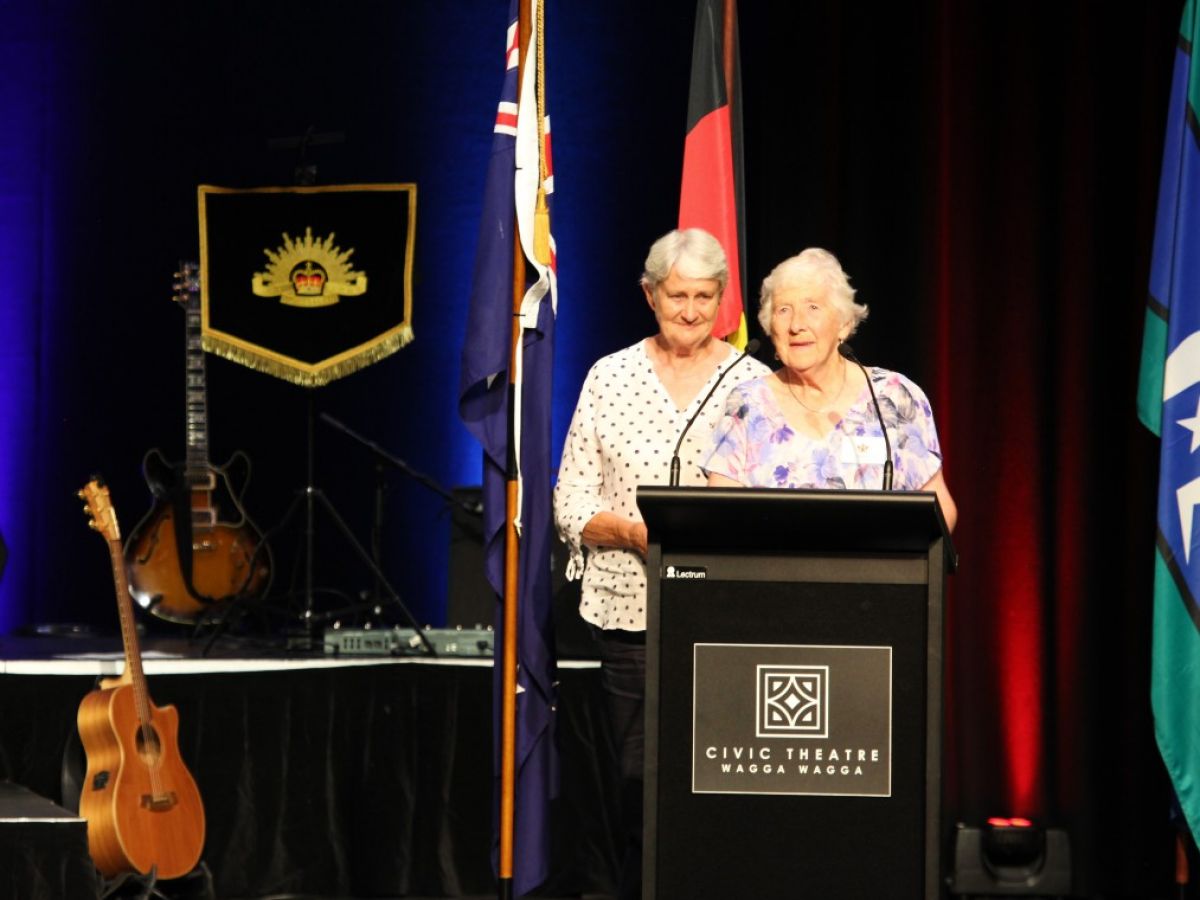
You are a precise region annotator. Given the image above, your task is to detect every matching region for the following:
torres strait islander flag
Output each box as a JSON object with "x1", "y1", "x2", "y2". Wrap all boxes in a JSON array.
[
  {"x1": 1137, "y1": 0, "x2": 1200, "y2": 848},
  {"x1": 679, "y1": 0, "x2": 748, "y2": 348}
]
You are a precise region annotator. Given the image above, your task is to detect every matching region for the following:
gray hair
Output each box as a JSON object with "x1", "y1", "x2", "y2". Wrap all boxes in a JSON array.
[
  {"x1": 757, "y1": 248, "x2": 869, "y2": 337},
  {"x1": 641, "y1": 228, "x2": 729, "y2": 294}
]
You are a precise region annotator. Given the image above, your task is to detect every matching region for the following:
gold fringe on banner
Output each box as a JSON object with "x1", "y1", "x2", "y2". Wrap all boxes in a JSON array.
[{"x1": 202, "y1": 325, "x2": 414, "y2": 388}]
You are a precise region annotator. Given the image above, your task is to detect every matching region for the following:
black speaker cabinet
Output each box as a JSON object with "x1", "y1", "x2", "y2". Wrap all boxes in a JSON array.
[
  {"x1": 0, "y1": 782, "x2": 98, "y2": 900},
  {"x1": 447, "y1": 486, "x2": 595, "y2": 659},
  {"x1": 447, "y1": 486, "x2": 491, "y2": 628},
  {"x1": 639, "y1": 487, "x2": 955, "y2": 900}
]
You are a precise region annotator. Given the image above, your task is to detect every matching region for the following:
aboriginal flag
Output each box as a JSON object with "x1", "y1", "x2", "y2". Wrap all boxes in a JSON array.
[{"x1": 679, "y1": 0, "x2": 748, "y2": 347}]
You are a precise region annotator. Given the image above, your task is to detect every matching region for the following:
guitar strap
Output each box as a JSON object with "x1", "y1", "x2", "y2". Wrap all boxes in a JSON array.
[{"x1": 167, "y1": 481, "x2": 209, "y2": 606}]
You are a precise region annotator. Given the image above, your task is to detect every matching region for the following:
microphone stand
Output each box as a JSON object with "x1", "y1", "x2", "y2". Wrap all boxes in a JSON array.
[
  {"x1": 247, "y1": 398, "x2": 437, "y2": 657},
  {"x1": 372, "y1": 460, "x2": 386, "y2": 606},
  {"x1": 839, "y1": 343, "x2": 893, "y2": 490},
  {"x1": 317, "y1": 413, "x2": 489, "y2": 651},
  {"x1": 668, "y1": 338, "x2": 761, "y2": 486},
  {"x1": 318, "y1": 413, "x2": 479, "y2": 516}
]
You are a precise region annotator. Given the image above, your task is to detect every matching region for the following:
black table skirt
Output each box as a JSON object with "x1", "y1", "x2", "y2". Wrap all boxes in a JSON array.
[{"x1": 0, "y1": 659, "x2": 620, "y2": 899}]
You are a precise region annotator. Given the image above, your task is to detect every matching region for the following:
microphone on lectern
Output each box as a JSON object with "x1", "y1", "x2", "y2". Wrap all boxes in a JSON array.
[
  {"x1": 839, "y1": 343, "x2": 893, "y2": 490},
  {"x1": 668, "y1": 338, "x2": 762, "y2": 487}
]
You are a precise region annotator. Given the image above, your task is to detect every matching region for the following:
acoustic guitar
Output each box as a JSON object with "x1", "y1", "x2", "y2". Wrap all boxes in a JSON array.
[
  {"x1": 124, "y1": 261, "x2": 270, "y2": 623},
  {"x1": 76, "y1": 478, "x2": 206, "y2": 880}
]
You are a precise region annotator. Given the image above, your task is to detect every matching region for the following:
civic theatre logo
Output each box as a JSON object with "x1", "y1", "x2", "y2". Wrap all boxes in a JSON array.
[
  {"x1": 692, "y1": 643, "x2": 892, "y2": 797},
  {"x1": 757, "y1": 665, "x2": 827, "y2": 739}
]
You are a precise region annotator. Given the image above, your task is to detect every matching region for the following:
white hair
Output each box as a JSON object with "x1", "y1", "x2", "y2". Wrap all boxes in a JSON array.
[{"x1": 757, "y1": 248, "x2": 869, "y2": 337}]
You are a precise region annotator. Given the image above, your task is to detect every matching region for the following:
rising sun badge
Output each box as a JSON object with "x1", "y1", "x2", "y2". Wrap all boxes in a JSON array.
[{"x1": 251, "y1": 227, "x2": 368, "y2": 308}]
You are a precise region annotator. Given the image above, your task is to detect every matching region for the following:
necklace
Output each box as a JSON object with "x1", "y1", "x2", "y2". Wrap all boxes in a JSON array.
[{"x1": 784, "y1": 361, "x2": 847, "y2": 414}]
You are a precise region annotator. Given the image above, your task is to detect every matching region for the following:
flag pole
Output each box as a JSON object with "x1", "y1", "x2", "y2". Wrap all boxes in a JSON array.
[{"x1": 499, "y1": 6, "x2": 532, "y2": 898}]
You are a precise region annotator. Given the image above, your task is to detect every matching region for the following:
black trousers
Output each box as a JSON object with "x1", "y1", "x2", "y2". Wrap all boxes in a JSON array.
[{"x1": 596, "y1": 629, "x2": 646, "y2": 900}]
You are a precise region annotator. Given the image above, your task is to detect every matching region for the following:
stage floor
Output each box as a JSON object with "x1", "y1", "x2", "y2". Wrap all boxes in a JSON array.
[{"x1": 0, "y1": 631, "x2": 600, "y2": 673}]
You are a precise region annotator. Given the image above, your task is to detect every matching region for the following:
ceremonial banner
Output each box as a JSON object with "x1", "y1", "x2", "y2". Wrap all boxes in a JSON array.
[{"x1": 198, "y1": 183, "x2": 417, "y2": 386}]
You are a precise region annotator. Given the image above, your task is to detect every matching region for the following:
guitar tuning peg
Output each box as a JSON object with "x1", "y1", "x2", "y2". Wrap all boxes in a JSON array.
[
  {"x1": 76, "y1": 489, "x2": 85, "y2": 499},
  {"x1": 87, "y1": 519, "x2": 98, "y2": 530}
]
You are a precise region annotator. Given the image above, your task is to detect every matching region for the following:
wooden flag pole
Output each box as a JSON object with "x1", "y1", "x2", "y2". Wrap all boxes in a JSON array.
[{"x1": 499, "y1": 6, "x2": 532, "y2": 898}]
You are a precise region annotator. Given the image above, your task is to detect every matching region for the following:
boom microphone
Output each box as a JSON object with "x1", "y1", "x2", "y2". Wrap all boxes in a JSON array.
[
  {"x1": 839, "y1": 343, "x2": 893, "y2": 490},
  {"x1": 668, "y1": 338, "x2": 761, "y2": 487}
]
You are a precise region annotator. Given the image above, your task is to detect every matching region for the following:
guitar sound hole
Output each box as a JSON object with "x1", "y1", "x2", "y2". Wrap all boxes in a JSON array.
[{"x1": 135, "y1": 725, "x2": 162, "y2": 765}]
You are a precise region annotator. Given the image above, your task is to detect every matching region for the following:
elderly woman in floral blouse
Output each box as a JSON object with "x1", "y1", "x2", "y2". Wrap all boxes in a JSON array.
[{"x1": 705, "y1": 247, "x2": 956, "y2": 531}]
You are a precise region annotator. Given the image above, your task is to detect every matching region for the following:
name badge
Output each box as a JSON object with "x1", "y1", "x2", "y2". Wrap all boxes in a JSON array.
[{"x1": 840, "y1": 434, "x2": 888, "y2": 464}]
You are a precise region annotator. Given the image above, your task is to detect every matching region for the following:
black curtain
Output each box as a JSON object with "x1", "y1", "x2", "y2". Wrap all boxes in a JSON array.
[{"x1": 0, "y1": 1, "x2": 1189, "y2": 896}]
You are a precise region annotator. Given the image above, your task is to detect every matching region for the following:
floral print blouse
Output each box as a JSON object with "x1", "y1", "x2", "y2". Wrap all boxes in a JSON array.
[{"x1": 702, "y1": 368, "x2": 944, "y2": 491}]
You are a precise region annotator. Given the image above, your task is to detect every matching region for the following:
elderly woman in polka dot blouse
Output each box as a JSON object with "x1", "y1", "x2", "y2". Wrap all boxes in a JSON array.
[
  {"x1": 704, "y1": 248, "x2": 957, "y2": 531},
  {"x1": 553, "y1": 227, "x2": 769, "y2": 899}
]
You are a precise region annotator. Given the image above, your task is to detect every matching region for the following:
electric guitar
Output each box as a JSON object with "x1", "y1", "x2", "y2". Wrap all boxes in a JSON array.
[
  {"x1": 76, "y1": 478, "x2": 206, "y2": 880},
  {"x1": 124, "y1": 261, "x2": 270, "y2": 622}
]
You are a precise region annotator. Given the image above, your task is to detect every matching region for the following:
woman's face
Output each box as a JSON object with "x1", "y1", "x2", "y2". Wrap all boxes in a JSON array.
[
  {"x1": 769, "y1": 278, "x2": 851, "y2": 376},
  {"x1": 644, "y1": 266, "x2": 722, "y2": 352}
]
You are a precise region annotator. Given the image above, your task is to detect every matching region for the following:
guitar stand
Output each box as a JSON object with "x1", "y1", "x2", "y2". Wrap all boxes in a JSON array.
[
  {"x1": 191, "y1": 580, "x2": 296, "y2": 658},
  {"x1": 187, "y1": 528, "x2": 301, "y2": 657},
  {"x1": 100, "y1": 862, "x2": 213, "y2": 900}
]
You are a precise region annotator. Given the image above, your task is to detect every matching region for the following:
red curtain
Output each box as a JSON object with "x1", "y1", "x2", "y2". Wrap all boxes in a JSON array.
[
  {"x1": 742, "y1": 2, "x2": 1180, "y2": 893},
  {"x1": 930, "y1": 3, "x2": 1174, "y2": 892}
]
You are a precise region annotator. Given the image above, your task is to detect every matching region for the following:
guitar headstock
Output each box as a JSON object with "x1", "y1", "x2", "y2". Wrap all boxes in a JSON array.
[
  {"x1": 172, "y1": 260, "x2": 200, "y2": 308},
  {"x1": 79, "y1": 478, "x2": 121, "y2": 542}
]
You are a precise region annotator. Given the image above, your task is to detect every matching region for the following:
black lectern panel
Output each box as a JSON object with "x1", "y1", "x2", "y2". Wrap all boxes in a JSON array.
[
  {"x1": 638, "y1": 486, "x2": 954, "y2": 567},
  {"x1": 640, "y1": 487, "x2": 952, "y2": 900},
  {"x1": 656, "y1": 578, "x2": 926, "y2": 898}
]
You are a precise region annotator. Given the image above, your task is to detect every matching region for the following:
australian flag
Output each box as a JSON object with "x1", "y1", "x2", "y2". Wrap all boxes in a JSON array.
[
  {"x1": 1137, "y1": 0, "x2": 1200, "y2": 850},
  {"x1": 457, "y1": 0, "x2": 558, "y2": 894}
]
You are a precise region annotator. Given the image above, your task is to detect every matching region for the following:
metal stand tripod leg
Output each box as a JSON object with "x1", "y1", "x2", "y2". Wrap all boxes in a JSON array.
[{"x1": 304, "y1": 487, "x2": 435, "y2": 656}]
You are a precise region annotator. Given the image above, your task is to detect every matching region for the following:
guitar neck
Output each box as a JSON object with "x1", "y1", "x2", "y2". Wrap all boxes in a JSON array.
[
  {"x1": 105, "y1": 533, "x2": 153, "y2": 722},
  {"x1": 183, "y1": 292, "x2": 211, "y2": 488}
]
